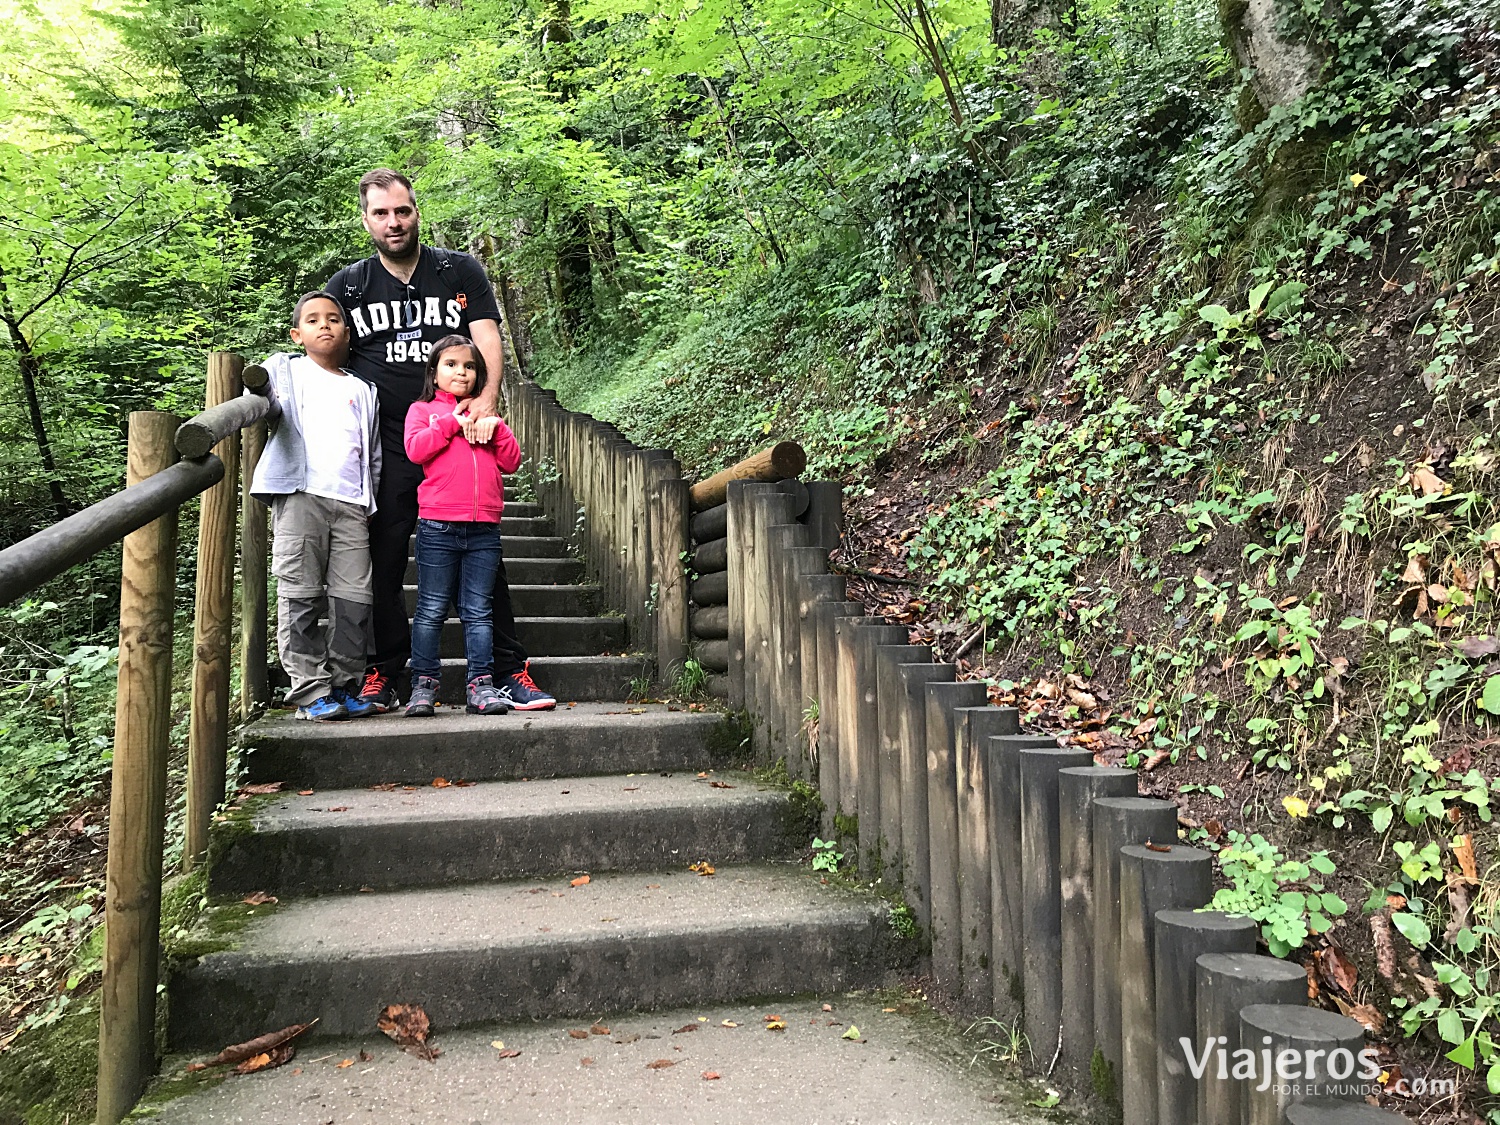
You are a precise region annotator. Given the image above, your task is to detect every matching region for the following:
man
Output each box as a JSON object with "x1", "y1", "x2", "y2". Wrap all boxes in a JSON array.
[{"x1": 327, "y1": 168, "x2": 555, "y2": 712}]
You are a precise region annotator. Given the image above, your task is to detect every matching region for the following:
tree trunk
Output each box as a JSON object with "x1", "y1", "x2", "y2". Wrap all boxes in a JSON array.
[
  {"x1": 544, "y1": 0, "x2": 594, "y2": 344},
  {"x1": 4, "y1": 318, "x2": 71, "y2": 520}
]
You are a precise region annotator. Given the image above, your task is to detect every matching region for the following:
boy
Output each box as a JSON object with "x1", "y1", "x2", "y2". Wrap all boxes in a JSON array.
[{"x1": 250, "y1": 292, "x2": 383, "y2": 720}]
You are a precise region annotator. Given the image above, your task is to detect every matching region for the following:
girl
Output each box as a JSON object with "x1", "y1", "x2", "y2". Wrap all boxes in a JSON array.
[{"x1": 402, "y1": 335, "x2": 522, "y2": 716}]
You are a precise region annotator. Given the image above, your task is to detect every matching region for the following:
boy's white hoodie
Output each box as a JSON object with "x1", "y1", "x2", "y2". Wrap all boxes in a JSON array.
[{"x1": 246, "y1": 351, "x2": 382, "y2": 516}]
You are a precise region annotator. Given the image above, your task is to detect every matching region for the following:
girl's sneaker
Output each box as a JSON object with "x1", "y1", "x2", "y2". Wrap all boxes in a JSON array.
[
  {"x1": 496, "y1": 663, "x2": 556, "y2": 711},
  {"x1": 405, "y1": 675, "x2": 440, "y2": 717},
  {"x1": 296, "y1": 695, "x2": 349, "y2": 722},
  {"x1": 466, "y1": 675, "x2": 511, "y2": 715}
]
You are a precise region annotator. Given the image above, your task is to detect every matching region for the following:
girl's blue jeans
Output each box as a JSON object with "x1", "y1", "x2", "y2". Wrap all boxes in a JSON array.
[{"x1": 409, "y1": 519, "x2": 502, "y2": 682}]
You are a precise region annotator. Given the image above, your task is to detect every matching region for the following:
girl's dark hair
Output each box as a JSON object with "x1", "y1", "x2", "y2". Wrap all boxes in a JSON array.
[{"x1": 419, "y1": 335, "x2": 488, "y2": 402}]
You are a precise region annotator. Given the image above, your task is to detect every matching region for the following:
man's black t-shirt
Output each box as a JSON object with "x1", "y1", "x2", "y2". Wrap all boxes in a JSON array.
[{"x1": 325, "y1": 247, "x2": 501, "y2": 452}]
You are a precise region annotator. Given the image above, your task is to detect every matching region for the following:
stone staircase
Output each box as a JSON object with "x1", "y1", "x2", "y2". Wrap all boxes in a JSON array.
[{"x1": 166, "y1": 503, "x2": 896, "y2": 1050}]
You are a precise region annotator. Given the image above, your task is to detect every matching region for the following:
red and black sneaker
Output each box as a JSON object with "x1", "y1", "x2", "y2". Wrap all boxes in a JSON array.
[
  {"x1": 496, "y1": 662, "x2": 556, "y2": 711},
  {"x1": 358, "y1": 668, "x2": 398, "y2": 713}
]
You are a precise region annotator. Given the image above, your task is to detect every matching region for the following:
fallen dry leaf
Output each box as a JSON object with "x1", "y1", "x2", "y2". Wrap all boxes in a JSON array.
[
  {"x1": 1142, "y1": 750, "x2": 1171, "y2": 772},
  {"x1": 765, "y1": 1021, "x2": 786, "y2": 1032},
  {"x1": 188, "y1": 1021, "x2": 317, "y2": 1072},
  {"x1": 359, "y1": 1049, "x2": 372, "y2": 1061},
  {"x1": 241, "y1": 892, "x2": 277, "y2": 906},
  {"x1": 709, "y1": 781, "x2": 735, "y2": 789},
  {"x1": 1411, "y1": 464, "x2": 1446, "y2": 496},
  {"x1": 568, "y1": 1029, "x2": 590, "y2": 1040},
  {"x1": 646, "y1": 884, "x2": 661, "y2": 889},
  {"x1": 702, "y1": 1071, "x2": 721, "y2": 1080},
  {"x1": 581, "y1": 1057, "x2": 595, "y2": 1067},
  {"x1": 721, "y1": 1020, "x2": 737, "y2": 1028},
  {"x1": 325, "y1": 806, "x2": 350, "y2": 812},
  {"x1": 673, "y1": 1024, "x2": 698, "y2": 1034},
  {"x1": 1453, "y1": 834, "x2": 1478, "y2": 882},
  {"x1": 614, "y1": 1033, "x2": 640, "y2": 1044},
  {"x1": 570, "y1": 875, "x2": 591, "y2": 887},
  {"x1": 432, "y1": 777, "x2": 451, "y2": 789},
  {"x1": 234, "y1": 1042, "x2": 297, "y2": 1075},
  {"x1": 377, "y1": 1004, "x2": 439, "y2": 1062},
  {"x1": 623, "y1": 786, "x2": 640, "y2": 792},
  {"x1": 589, "y1": 1024, "x2": 609, "y2": 1036},
  {"x1": 1317, "y1": 945, "x2": 1358, "y2": 995},
  {"x1": 690, "y1": 862, "x2": 715, "y2": 877},
  {"x1": 297, "y1": 789, "x2": 314, "y2": 796},
  {"x1": 821, "y1": 1004, "x2": 833, "y2": 1012},
  {"x1": 1144, "y1": 841, "x2": 1172, "y2": 852},
  {"x1": 496, "y1": 1048, "x2": 521, "y2": 1059},
  {"x1": 336, "y1": 1058, "x2": 354, "y2": 1069},
  {"x1": 647, "y1": 1058, "x2": 676, "y2": 1069},
  {"x1": 241, "y1": 782, "x2": 284, "y2": 795}
]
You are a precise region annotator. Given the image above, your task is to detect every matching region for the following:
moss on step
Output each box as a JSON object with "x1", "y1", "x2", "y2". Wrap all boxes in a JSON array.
[{"x1": 0, "y1": 996, "x2": 101, "y2": 1125}]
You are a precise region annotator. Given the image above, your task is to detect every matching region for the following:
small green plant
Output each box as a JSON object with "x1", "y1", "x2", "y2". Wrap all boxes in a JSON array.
[
  {"x1": 810, "y1": 836, "x2": 842, "y2": 873},
  {"x1": 888, "y1": 901, "x2": 918, "y2": 941},
  {"x1": 626, "y1": 673, "x2": 652, "y2": 701},
  {"x1": 967, "y1": 1015, "x2": 1029, "y2": 1065},
  {"x1": 673, "y1": 658, "x2": 708, "y2": 698},
  {"x1": 1208, "y1": 832, "x2": 1348, "y2": 956}
]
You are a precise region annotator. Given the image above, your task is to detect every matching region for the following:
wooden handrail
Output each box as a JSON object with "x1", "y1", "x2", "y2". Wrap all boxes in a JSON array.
[
  {"x1": 0, "y1": 456, "x2": 225, "y2": 606},
  {"x1": 174, "y1": 390, "x2": 271, "y2": 459}
]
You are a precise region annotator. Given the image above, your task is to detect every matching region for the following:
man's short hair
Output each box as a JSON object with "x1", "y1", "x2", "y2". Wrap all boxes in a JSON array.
[
  {"x1": 292, "y1": 291, "x2": 344, "y2": 327},
  {"x1": 359, "y1": 169, "x2": 416, "y2": 212}
]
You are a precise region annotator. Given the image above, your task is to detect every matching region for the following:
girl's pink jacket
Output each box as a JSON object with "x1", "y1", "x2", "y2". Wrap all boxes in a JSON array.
[{"x1": 403, "y1": 391, "x2": 522, "y2": 523}]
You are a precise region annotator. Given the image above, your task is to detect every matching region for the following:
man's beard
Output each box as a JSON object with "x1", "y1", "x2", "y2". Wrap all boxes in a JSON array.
[{"x1": 375, "y1": 226, "x2": 418, "y2": 257}]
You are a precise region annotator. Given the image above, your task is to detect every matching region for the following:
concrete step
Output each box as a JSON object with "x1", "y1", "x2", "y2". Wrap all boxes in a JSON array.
[
  {"x1": 500, "y1": 616, "x2": 628, "y2": 657},
  {"x1": 407, "y1": 535, "x2": 568, "y2": 558},
  {"x1": 210, "y1": 772, "x2": 801, "y2": 895},
  {"x1": 434, "y1": 655, "x2": 651, "y2": 704},
  {"x1": 497, "y1": 514, "x2": 553, "y2": 536},
  {"x1": 168, "y1": 864, "x2": 894, "y2": 1047},
  {"x1": 405, "y1": 556, "x2": 583, "y2": 584},
  {"x1": 499, "y1": 501, "x2": 543, "y2": 519},
  {"x1": 404, "y1": 583, "x2": 600, "y2": 617},
  {"x1": 242, "y1": 702, "x2": 736, "y2": 789}
]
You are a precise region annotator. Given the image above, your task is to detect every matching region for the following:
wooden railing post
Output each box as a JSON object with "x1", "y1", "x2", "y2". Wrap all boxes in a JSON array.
[
  {"x1": 97, "y1": 412, "x2": 180, "y2": 1124},
  {"x1": 184, "y1": 351, "x2": 242, "y2": 868},
  {"x1": 239, "y1": 416, "x2": 268, "y2": 719},
  {"x1": 649, "y1": 476, "x2": 690, "y2": 681}
]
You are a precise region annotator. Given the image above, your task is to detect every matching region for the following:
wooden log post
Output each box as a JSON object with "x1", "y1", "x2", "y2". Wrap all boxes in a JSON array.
[
  {"x1": 689, "y1": 441, "x2": 806, "y2": 510},
  {"x1": 97, "y1": 412, "x2": 180, "y2": 1125},
  {"x1": 796, "y1": 573, "x2": 845, "y2": 790},
  {"x1": 650, "y1": 476, "x2": 691, "y2": 683},
  {"x1": 926, "y1": 679, "x2": 990, "y2": 997},
  {"x1": 184, "y1": 351, "x2": 243, "y2": 869},
  {"x1": 239, "y1": 417, "x2": 268, "y2": 719},
  {"x1": 772, "y1": 534, "x2": 820, "y2": 772},
  {"x1": 747, "y1": 489, "x2": 796, "y2": 763},
  {"x1": 954, "y1": 705, "x2": 1019, "y2": 1015},
  {"x1": 724, "y1": 482, "x2": 758, "y2": 709},
  {"x1": 843, "y1": 621, "x2": 907, "y2": 876},
  {"x1": 873, "y1": 643, "x2": 933, "y2": 890},
  {"x1": 814, "y1": 599, "x2": 864, "y2": 829}
]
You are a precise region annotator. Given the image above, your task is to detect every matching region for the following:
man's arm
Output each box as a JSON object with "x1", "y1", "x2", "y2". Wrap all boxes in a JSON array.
[{"x1": 459, "y1": 317, "x2": 504, "y2": 443}]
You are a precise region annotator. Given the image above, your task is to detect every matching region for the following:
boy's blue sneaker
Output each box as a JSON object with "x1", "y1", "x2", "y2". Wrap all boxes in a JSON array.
[
  {"x1": 335, "y1": 687, "x2": 377, "y2": 719},
  {"x1": 295, "y1": 694, "x2": 349, "y2": 722},
  {"x1": 496, "y1": 663, "x2": 556, "y2": 711}
]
